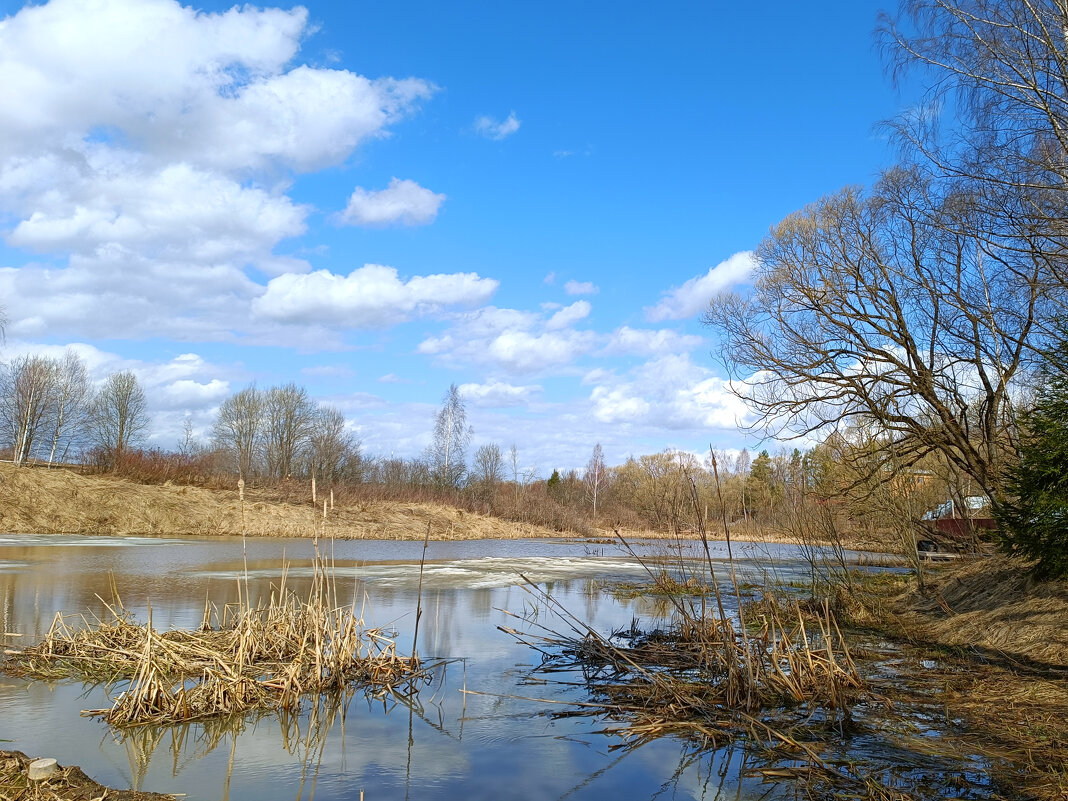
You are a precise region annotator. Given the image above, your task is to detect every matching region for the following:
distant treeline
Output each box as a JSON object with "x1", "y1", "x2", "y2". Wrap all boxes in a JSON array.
[{"x1": 2, "y1": 360, "x2": 966, "y2": 543}]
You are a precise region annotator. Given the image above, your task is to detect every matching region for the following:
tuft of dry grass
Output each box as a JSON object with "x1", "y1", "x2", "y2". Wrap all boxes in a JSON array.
[
  {"x1": 3, "y1": 560, "x2": 443, "y2": 727},
  {"x1": 501, "y1": 580, "x2": 865, "y2": 738}
]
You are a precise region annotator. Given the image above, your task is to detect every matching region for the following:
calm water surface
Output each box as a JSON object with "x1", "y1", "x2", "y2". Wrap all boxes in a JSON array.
[{"x1": 0, "y1": 535, "x2": 901, "y2": 800}]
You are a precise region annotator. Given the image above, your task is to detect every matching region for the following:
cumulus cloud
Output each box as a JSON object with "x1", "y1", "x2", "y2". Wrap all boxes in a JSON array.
[
  {"x1": 457, "y1": 381, "x2": 541, "y2": 408},
  {"x1": 416, "y1": 304, "x2": 597, "y2": 374},
  {"x1": 474, "y1": 111, "x2": 520, "y2": 140},
  {"x1": 564, "y1": 280, "x2": 598, "y2": 296},
  {"x1": 0, "y1": 0, "x2": 434, "y2": 172},
  {"x1": 252, "y1": 264, "x2": 499, "y2": 328},
  {"x1": 546, "y1": 300, "x2": 591, "y2": 330},
  {"x1": 604, "y1": 326, "x2": 704, "y2": 356},
  {"x1": 0, "y1": 0, "x2": 436, "y2": 345},
  {"x1": 587, "y1": 353, "x2": 753, "y2": 430},
  {"x1": 645, "y1": 251, "x2": 756, "y2": 321},
  {"x1": 337, "y1": 178, "x2": 445, "y2": 226}
]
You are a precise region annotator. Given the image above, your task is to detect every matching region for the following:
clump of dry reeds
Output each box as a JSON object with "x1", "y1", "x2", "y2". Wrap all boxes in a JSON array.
[
  {"x1": 5, "y1": 564, "x2": 440, "y2": 727},
  {"x1": 504, "y1": 582, "x2": 863, "y2": 741}
]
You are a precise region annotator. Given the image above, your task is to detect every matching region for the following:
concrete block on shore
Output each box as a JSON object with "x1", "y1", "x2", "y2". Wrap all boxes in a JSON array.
[{"x1": 28, "y1": 757, "x2": 57, "y2": 781}]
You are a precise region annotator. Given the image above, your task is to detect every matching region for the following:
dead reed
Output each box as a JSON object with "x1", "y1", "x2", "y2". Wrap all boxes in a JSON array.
[
  {"x1": 503, "y1": 581, "x2": 864, "y2": 740},
  {"x1": 4, "y1": 562, "x2": 442, "y2": 727}
]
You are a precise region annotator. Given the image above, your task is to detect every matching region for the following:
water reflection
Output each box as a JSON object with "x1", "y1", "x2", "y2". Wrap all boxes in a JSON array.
[{"x1": 0, "y1": 535, "x2": 917, "y2": 801}]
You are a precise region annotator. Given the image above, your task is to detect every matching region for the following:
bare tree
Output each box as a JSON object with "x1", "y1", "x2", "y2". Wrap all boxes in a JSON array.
[
  {"x1": 881, "y1": 2, "x2": 1068, "y2": 192},
  {"x1": 213, "y1": 386, "x2": 264, "y2": 479},
  {"x1": 428, "y1": 384, "x2": 470, "y2": 489},
  {"x1": 178, "y1": 418, "x2": 201, "y2": 458},
  {"x1": 89, "y1": 370, "x2": 149, "y2": 463},
  {"x1": 881, "y1": 1, "x2": 1068, "y2": 293},
  {"x1": 45, "y1": 350, "x2": 90, "y2": 466},
  {"x1": 0, "y1": 355, "x2": 59, "y2": 466},
  {"x1": 262, "y1": 383, "x2": 315, "y2": 480},
  {"x1": 473, "y1": 443, "x2": 505, "y2": 486},
  {"x1": 306, "y1": 405, "x2": 359, "y2": 486},
  {"x1": 705, "y1": 167, "x2": 1056, "y2": 503},
  {"x1": 584, "y1": 443, "x2": 609, "y2": 520},
  {"x1": 472, "y1": 442, "x2": 505, "y2": 504}
]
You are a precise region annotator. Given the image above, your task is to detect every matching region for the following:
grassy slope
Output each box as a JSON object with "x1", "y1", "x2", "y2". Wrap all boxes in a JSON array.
[
  {"x1": 0, "y1": 463, "x2": 561, "y2": 540},
  {"x1": 857, "y1": 557, "x2": 1068, "y2": 800}
]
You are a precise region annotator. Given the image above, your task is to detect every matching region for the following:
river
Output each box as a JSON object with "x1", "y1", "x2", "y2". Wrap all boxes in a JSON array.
[{"x1": 0, "y1": 534, "x2": 949, "y2": 800}]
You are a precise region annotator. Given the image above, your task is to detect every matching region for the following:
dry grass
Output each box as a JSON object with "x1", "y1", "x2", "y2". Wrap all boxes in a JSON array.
[
  {"x1": 900, "y1": 554, "x2": 1068, "y2": 669},
  {"x1": 832, "y1": 556, "x2": 1068, "y2": 801},
  {"x1": 494, "y1": 578, "x2": 917, "y2": 799},
  {"x1": 4, "y1": 559, "x2": 442, "y2": 727},
  {"x1": 502, "y1": 580, "x2": 865, "y2": 737},
  {"x1": 0, "y1": 463, "x2": 561, "y2": 540},
  {"x1": 0, "y1": 749, "x2": 175, "y2": 800}
]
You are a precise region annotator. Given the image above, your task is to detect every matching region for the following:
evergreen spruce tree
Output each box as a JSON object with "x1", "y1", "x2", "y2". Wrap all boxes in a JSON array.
[{"x1": 997, "y1": 342, "x2": 1068, "y2": 579}]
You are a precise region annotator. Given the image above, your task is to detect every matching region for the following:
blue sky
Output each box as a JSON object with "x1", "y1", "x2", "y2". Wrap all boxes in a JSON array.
[{"x1": 0, "y1": 0, "x2": 911, "y2": 473}]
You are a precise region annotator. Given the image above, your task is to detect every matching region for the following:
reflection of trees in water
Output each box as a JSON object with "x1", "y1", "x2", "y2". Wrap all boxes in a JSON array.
[{"x1": 107, "y1": 675, "x2": 460, "y2": 801}]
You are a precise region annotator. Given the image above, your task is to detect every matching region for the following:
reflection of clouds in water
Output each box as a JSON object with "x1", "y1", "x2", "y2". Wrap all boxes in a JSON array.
[{"x1": 0, "y1": 536, "x2": 910, "y2": 801}]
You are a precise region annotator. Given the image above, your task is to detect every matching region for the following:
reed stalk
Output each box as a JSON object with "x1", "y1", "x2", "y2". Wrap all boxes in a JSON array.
[{"x1": 4, "y1": 557, "x2": 445, "y2": 727}]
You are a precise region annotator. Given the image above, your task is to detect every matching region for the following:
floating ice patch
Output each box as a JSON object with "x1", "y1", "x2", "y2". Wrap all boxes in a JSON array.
[
  {"x1": 0, "y1": 535, "x2": 189, "y2": 548},
  {"x1": 189, "y1": 555, "x2": 652, "y2": 590}
]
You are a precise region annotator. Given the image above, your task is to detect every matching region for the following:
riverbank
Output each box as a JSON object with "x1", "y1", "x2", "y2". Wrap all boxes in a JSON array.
[
  {"x1": 854, "y1": 556, "x2": 1068, "y2": 800},
  {"x1": 0, "y1": 749, "x2": 174, "y2": 800},
  {"x1": 0, "y1": 463, "x2": 881, "y2": 548},
  {"x1": 0, "y1": 463, "x2": 564, "y2": 540}
]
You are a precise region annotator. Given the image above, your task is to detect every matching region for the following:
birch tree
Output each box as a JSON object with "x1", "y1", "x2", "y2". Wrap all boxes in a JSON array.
[
  {"x1": 429, "y1": 384, "x2": 470, "y2": 489},
  {"x1": 0, "y1": 355, "x2": 58, "y2": 466},
  {"x1": 45, "y1": 350, "x2": 91, "y2": 466},
  {"x1": 584, "y1": 443, "x2": 608, "y2": 520}
]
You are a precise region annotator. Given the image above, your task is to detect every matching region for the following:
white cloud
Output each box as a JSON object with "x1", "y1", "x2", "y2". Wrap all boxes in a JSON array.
[
  {"x1": 416, "y1": 304, "x2": 597, "y2": 375},
  {"x1": 546, "y1": 300, "x2": 591, "y2": 330},
  {"x1": 0, "y1": 0, "x2": 434, "y2": 172},
  {"x1": 645, "y1": 251, "x2": 756, "y2": 321},
  {"x1": 252, "y1": 264, "x2": 499, "y2": 328},
  {"x1": 587, "y1": 353, "x2": 754, "y2": 430},
  {"x1": 457, "y1": 381, "x2": 541, "y2": 408},
  {"x1": 564, "y1": 280, "x2": 598, "y2": 296},
  {"x1": 5, "y1": 159, "x2": 307, "y2": 262},
  {"x1": 485, "y1": 329, "x2": 595, "y2": 373},
  {"x1": 604, "y1": 326, "x2": 704, "y2": 356},
  {"x1": 474, "y1": 111, "x2": 520, "y2": 140},
  {"x1": 0, "y1": 0, "x2": 436, "y2": 346},
  {"x1": 337, "y1": 178, "x2": 445, "y2": 226},
  {"x1": 156, "y1": 378, "x2": 230, "y2": 410}
]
